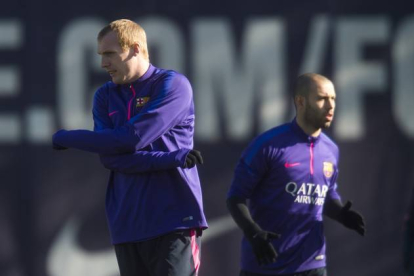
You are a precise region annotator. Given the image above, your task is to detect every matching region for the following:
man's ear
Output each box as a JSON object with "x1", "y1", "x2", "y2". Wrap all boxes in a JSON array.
[
  {"x1": 132, "y1": 43, "x2": 140, "y2": 56},
  {"x1": 295, "y1": 95, "x2": 305, "y2": 109}
]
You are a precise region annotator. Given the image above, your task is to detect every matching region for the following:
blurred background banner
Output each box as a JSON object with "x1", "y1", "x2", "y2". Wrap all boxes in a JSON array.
[{"x1": 1, "y1": 0, "x2": 413, "y2": 275}]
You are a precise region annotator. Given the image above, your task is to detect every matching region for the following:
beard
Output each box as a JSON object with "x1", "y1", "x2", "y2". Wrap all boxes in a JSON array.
[{"x1": 303, "y1": 103, "x2": 332, "y2": 130}]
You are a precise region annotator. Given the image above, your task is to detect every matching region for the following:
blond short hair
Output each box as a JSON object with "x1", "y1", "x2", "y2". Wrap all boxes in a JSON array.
[{"x1": 98, "y1": 19, "x2": 149, "y2": 61}]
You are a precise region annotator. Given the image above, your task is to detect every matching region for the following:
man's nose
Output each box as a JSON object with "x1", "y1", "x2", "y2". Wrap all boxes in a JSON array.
[{"x1": 101, "y1": 57, "x2": 109, "y2": 68}]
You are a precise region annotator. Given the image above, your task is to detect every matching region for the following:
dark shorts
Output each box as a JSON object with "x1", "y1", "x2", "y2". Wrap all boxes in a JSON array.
[
  {"x1": 240, "y1": 267, "x2": 327, "y2": 276},
  {"x1": 114, "y1": 229, "x2": 202, "y2": 276}
]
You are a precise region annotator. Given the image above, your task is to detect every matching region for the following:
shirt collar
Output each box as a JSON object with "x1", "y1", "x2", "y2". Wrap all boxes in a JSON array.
[
  {"x1": 119, "y1": 63, "x2": 155, "y2": 89},
  {"x1": 134, "y1": 63, "x2": 155, "y2": 83},
  {"x1": 291, "y1": 117, "x2": 321, "y2": 144}
]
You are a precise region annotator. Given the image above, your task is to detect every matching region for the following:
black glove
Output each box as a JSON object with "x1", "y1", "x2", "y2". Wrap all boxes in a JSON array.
[
  {"x1": 246, "y1": 229, "x2": 281, "y2": 266},
  {"x1": 338, "y1": 201, "x2": 365, "y2": 236},
  {"x1": 184, "y1": 150, "x2": 203, "y2": 168}
]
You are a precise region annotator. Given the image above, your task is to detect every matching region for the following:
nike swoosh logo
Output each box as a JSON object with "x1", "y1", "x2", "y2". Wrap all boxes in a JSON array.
[
  {"x1": 285, "y1": 162, "x2": 300, "y2": 168},
  {"x1": 47, "y1": 215, "x2": 238, "y2": 276},
  {"x1": 47, "y1": 217, "x2": 118, "y2": 276},
  {"x1": 108, "y1": 111, "x2": 118, "y2": 117},
  {"x1": 202, "y1": 215, "x2": 237, "y2": 242}
]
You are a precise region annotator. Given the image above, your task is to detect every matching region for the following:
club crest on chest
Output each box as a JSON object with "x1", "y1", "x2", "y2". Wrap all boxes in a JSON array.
[
  {"x1": 323, "y1": 162, "x2": 334, "y2": 178},
  {"x1": 136, "y1": 97, "x2": 150, "y2": 107}
]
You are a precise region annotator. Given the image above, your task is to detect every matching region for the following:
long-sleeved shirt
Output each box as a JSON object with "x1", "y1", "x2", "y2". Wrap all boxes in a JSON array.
[
  {"x1": 54, "y1": 64, "x2": 208, "y2": 244},
  {"x1": 227, "y1": 119, "x2": 341, "y2": 274}
]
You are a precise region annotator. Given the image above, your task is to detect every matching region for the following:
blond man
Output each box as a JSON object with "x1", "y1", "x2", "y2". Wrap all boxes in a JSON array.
[{"x1": 53, "y1": 19, "x2": 207, "y2": 276}]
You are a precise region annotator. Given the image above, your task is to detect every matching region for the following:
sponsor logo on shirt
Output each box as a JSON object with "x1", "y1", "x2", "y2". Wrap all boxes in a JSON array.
[
  {"x1": 285, "y1": 182, "x2": 328, "y2": 205},
  {"x1": 136, "y1": 97, "x2": 150, "y2": 107},
  {"x1": 323, "y1": 162, "x2": 334, "y2": 178}
]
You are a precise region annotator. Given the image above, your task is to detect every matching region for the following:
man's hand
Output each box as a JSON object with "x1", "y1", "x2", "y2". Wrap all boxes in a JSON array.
[
  {"x1": 226, "y1": 196, "x2": 280, "y2": 266},
  {"x1": 246, "y1": 230, "x2": 281, "y2": 266},
  {"x1": 184, "y1": 150, "x2": 203, "y2": 168},
  {"x1": 338, "y1": 201, "x2": 366, "y2": 236}
]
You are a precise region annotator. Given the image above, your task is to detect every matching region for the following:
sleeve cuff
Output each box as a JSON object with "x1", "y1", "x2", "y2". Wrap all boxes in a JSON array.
[{"x1": 175, "y1": 148, "x2": 191, "y2": 168}]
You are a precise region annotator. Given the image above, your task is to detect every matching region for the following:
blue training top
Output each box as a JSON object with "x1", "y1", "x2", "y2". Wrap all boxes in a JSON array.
[
  {"x1": 227, "y1": 119, "x2": 341, "y2": 274},
  {"x1": 53, "y1": 64, "x2": 208, "y2": 244}
]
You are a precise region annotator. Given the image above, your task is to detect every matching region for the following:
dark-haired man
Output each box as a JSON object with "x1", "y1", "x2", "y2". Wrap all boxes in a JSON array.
[{"x1": 227, "y1": 73, "x2": 365, "y2": 276}]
